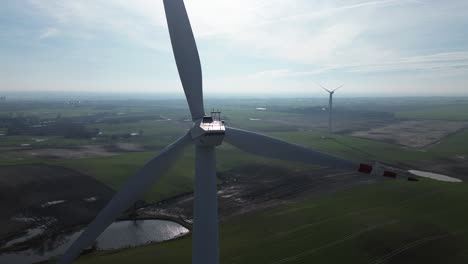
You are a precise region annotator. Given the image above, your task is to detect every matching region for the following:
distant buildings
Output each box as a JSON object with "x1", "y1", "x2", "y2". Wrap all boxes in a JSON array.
[
  {"x1": 66, "y1": 100, "x2": 81, "y2": 106},
  {"x1": 0, "y1": 96, "x2": 6, "y2": 101}
]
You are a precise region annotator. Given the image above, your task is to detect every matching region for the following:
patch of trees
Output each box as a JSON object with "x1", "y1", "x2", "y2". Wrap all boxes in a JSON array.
[
  {"x1": 1, "y1": 115, "x2": 39, "y2": 134},
  {"x1": 57, "y1": 112, "x2": 164, "y2": 124},
  {"x1": 4, "y1": 116, "x2": 99, "y2": 138},
  {"x1": 97, "y1": 115, "x2": 164, "y2": 124},
  {"x1": 109, "y1": 130, "x2": 143, "y2": 140}
]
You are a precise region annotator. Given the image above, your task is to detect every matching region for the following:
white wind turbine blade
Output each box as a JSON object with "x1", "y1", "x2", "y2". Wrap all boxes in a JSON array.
[
  {"x1": 316, "y1": 82, "x2": 332, "y2": 93},
  {"x1": 332, "y1": 85, "x2": 343, "y2": 93},
  {"x1": 408, "y1": 170, "x2": 462, "y2": 182},
  {"x1": 224, "y1": 127, "x2": 358, "y2": 170},
  {"x1": 164, "y1": 0, "x2": 205, "y2": 120},
  {"x1": 57, "y1": 132, "x2": 192, "y2": 264}
]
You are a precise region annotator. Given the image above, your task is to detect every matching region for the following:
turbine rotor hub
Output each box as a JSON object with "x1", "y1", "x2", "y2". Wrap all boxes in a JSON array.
[{"x1": 190, "y1": 111, "x2": 225, "y2": 147}]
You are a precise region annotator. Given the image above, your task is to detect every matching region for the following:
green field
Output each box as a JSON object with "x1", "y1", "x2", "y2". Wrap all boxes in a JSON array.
[
  {"x1": 397, "y1": 104, "x2": 468, "y2": 121},
  {"x1": 60, "y1": 180, "x2": 468, "y2": 264},
  {"x1": 3, "y1": 97, "x2": 467, "y2": 203},
  {"x1": 51, "y1": 127, "x2": 468, "y2": 203},
  {"x1": 2, "y1": 97, "x2": 468, "y2": 263},
  {"x1": 270, "y1": 130, "x2": 468, "y2": 162},
  {"x1": 56, "y1": 142, "x2": 316, "y2": 202}
]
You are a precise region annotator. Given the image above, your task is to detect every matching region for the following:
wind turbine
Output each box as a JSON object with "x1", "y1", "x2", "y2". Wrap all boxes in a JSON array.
[
  {"x1": 57, "y1": 1, "x2": 396, "y2": 264},
  {"x1": 318, "y1": 83, "x2": 342, "y2": 134}
]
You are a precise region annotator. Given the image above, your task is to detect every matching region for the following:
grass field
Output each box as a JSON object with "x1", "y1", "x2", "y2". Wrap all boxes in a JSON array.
[
  {"x1": 88, "y1": 120, "x2": 188, "y2": 148},
  {"x1": 397, "y1": 104, "x2": 468, "y2": 121},
  {"x1": 0, "y1": 135, "x2": 94, "y2": 148},
  {"x1": 268, "y1": 130, "x2": 468, "y2": 162},
  {"x1": 51, "y1": 127, "x2": 468, "y2": 203},
  {"x1": 3, "y1": 102, "x2": 461, "y2": 203},
  {"x1": 61, "y1": 179, "x2": 468, "y2": 264},
  {"x1": 3, "y1": 97, "x2": 468, "y2": 263},
  {"x1": 56, "y1": 141, "x2": 313, "y2": 202}
]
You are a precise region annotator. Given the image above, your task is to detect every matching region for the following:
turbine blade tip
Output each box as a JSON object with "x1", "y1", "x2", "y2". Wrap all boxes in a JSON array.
[{"x1": 358, "y1": 163, "x2": 373, "y2": 174}]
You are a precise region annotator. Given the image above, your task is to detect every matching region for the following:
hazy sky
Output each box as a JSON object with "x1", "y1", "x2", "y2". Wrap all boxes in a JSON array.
[{"x1": 1, "y1": 0, "x2": 468, "y2": 96}]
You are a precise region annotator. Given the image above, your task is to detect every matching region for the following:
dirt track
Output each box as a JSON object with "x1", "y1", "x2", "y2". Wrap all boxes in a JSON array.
[{"x1": 139, "y1": 164, "x2": 380, "y2": 222}]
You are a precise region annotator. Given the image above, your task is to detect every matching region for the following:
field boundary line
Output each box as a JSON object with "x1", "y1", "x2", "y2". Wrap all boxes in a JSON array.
[
  {"x1": 271, "y1": 221, "x2": 397, "y2": 264},
  {"x1": 372, "y1": 229, "x2": 467, "y2": 264}
]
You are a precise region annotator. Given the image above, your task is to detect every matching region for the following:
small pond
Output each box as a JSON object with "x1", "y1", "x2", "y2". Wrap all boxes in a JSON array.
[{"x1": 0, "y1": 219, "x2": 189, "y2": 264}]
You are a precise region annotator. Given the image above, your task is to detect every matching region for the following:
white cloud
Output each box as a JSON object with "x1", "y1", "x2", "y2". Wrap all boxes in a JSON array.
[
  {"x1": 240, "y1": 51, "x2": 468, "y2": 81},
  {"x1": 330, "y1": 51, "x2": 468, "y2": 73},
  {"x1": 7, "y1": 0, "x2": 467, "y2": 95},
  {"x1": 28, "y1": 0, "x2": 463, "y2": 65},
  {"x1": 39, "y1": 27, "x2": 59, "y2": 39},
  {"x1": 247, "y1": 69, "x2": 325, "y2": 79},
  {"x1": 29, "y1": 0, "x2": 168, "y2": 49}
]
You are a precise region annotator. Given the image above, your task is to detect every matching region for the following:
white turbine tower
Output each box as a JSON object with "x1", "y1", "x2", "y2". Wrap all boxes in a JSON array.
[
  {"x1": 57, "y1": 2, "x2": 407, "y2": 264},
  {"x1": 318, "y1": 84, "x2": 343, "y2": 134}
]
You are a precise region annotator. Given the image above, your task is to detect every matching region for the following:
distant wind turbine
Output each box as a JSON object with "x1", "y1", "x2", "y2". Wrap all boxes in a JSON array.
[{"x1": 317, "y1": 83, "x2": 343, "y2": 134}]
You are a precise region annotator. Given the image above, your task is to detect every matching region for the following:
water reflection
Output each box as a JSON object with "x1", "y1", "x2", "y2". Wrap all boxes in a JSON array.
[
  {"x1": 0, "y1": 220, "x2": 189, "y2": 264},
  {"x1": 96, "y1": 220, "x2": 188, "y2": 250}
]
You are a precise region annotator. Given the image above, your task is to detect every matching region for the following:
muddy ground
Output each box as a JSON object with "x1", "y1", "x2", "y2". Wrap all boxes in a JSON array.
[
  {"x1": 257, "y1": 114, "x2": 468, "y2": 149},
  {"x1": 255, "y1": 114, "x2": 395, "y2": 134},
  {"x1": 351, "y1": 120, "x2": 468, "y2": 148},
  {"x1": 138, "y1": 164, "x2": 380, "y2": 223},
  {"x1": 0, "y1": 164, "x2": 114, "y2": 249},
  {"x1": 0, "y1": 162, "x2": 379, "y2": 254},
  {"x1": 1, "y1": 157, "x2": 462, "y2": 259}
]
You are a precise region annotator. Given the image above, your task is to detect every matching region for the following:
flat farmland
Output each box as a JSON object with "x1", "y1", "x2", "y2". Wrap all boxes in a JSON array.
[
  {"x1": 69, "y1": 180, "x2": 468, "y2": 264},
  {"x1": 1, "y1": 97, "x2": 468, "y2": 264},
  {"x1": 351, "y1": 120, "x2": 468, "y2": 148}
]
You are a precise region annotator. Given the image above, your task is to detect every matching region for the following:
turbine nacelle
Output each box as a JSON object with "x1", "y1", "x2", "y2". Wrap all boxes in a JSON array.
[{"x1": 190, "y1": 111, "x2": 225, "y2": 147}]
